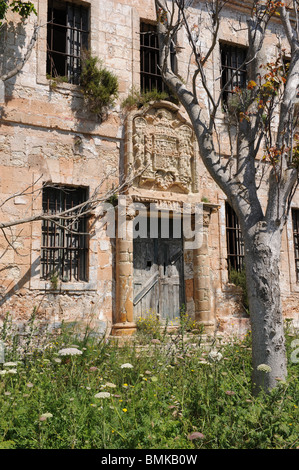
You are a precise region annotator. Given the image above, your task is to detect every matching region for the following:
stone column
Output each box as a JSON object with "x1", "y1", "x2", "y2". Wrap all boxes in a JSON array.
[
  {"x1": 111, "y1": 213, "x2": 137, "y2": 336},
  {"x1": 193, "y1": 207, "x2": 215, "y2": 332}
]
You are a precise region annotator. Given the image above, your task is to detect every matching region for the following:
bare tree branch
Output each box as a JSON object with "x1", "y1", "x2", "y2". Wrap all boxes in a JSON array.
[{"x1": 0, "y1": 169, "x2": 142, "y2": 233}]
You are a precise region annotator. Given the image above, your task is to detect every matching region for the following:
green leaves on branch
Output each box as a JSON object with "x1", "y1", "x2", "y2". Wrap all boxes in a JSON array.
[
  {"x1": 80, "y1": 51, "x2": 119, "y2": 119},
  {"x1": 0, "y1": 1, "x2": 37, "y2": 27}
]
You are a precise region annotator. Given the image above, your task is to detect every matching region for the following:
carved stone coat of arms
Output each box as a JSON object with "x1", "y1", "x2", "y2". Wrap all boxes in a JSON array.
[{"x1": 126, "y1": 104, "x2": 197, "y2": 194}]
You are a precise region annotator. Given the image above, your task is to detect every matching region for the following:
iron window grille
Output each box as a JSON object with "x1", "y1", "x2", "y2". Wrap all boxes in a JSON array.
[
  {"x1": 225, "y1": 202, "x2": 245, "y2": 272},
  {"x1": 47, "y1": 0, "x2": 89, "y2": 84},
  {"x1": 41, "y1": 186, "x2": 88, "y2": 283},
  {"x1": 292, "y1": 209, "x2": 299, "y2": 282},
  {"x1": 140, "y1": 21, "x2": 176, "y2": 93},
  {"x1": 220, "y1": 43, "x2": 247, "y2": 104}
]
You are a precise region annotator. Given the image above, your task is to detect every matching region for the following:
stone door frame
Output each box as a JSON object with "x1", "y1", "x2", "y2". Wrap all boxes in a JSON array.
[{"x1": 111, "y1": 197, "x2": 218, "y2": 336}]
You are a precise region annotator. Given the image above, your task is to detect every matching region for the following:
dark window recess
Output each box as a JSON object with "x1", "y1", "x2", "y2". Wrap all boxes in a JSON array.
[
  {"x1": 140, "y1": 21, "x2": 176, "y2": 93},
  {"x1": 292, "y1": 209, "x2": 299, "y2": 282},
  {"x1": 47, "y1": 0, "x2": 89, "y2": 84},
  {"x1": 220, "y1": 43, "x2": 247, "y2": 104},
  {"x1": 41, "y1": 186, "x2": 88, "y2": 283},
  {"x1": 225, "y1": 202, "x2": 244, "y2": 272}
]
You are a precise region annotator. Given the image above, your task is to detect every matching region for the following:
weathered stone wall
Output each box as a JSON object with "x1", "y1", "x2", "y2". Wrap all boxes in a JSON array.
[{"x1": 0, "y1": 0, "x2": 298, "y2": 335}]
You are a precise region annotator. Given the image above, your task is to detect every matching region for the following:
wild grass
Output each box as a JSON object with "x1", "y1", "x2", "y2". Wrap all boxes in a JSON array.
[{"x1": 0, "y1": 312, "x2": 298, "y2": 449}]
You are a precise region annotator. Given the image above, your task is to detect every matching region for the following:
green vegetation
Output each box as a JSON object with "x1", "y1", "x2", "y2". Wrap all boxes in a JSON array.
[
  {"x1": 121, "y1": 86, "x2": 179, "y2": 111},
  {"x1": 0, "y1": 1, "x2": 37, "y2": 27},
  {"x1": 50, "y1": 272, "x2": 59, "y2": 290},
  {"x1": 79, "y1": 51, "x2": 119, "y2": 119},
  {"x1": 229, "y1": 268, "x2": 249, "y2": 312},
  {"x1": 46, "y1": 74, "x2": 69, "y2": 89},
  {"x1": 0, "y1": 311, "x2": 298, "y2": 449}
]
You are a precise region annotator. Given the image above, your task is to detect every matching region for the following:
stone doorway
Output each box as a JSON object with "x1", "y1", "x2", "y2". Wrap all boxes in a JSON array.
[{"x1": 133, "y1": 216, "x2": 185, "y2": 322}]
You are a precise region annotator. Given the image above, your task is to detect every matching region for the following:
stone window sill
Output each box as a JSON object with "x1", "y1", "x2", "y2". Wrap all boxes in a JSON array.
[{"x1": 30, "y1": 281, "x2": 97, "y2": 292}]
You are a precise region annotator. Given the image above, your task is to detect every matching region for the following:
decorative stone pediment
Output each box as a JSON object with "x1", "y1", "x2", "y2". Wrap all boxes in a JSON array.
[{"x1": 126, "y1": 102, "x2": 197, "y2": 194}]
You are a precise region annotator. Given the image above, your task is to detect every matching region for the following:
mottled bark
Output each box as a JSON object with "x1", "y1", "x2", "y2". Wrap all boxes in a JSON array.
[{"x1": 244, "y1": 225, "x2": 287, "y2": 394}]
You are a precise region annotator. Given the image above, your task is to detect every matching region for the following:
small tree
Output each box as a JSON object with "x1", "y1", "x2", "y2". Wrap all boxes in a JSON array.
[{"x1": 154, "y1": 0, "x2": 299, "y2": 393}]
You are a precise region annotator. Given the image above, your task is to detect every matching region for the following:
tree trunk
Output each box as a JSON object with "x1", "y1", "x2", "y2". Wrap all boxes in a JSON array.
[{"x1": 244, "y1": 223, "x2": 287, "y2": 394}]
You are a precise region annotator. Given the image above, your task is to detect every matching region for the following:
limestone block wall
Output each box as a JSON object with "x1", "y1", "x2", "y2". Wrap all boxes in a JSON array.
[
  {"x1": 0, "y1": 0, "x2": 298, "y2": 334},
  {"x1": 0, "y1": 120, "x2": 119, "y2": 326}
]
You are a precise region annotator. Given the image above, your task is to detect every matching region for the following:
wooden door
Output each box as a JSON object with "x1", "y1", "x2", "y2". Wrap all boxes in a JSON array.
[
  {"x1": 133, "y1": 218, "x2": 184, "y2": 322},
  {"x1": 133, "y1": 236, "x2": 159, "y2": 318},
  {"x1": 158, "y1": 237, "x2": 184, "y2": 321}
]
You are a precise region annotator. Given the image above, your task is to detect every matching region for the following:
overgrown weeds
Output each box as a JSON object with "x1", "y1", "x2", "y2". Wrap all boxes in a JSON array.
[{"x1": 0, "y1": 312, "x2": 298, "y2": 449}]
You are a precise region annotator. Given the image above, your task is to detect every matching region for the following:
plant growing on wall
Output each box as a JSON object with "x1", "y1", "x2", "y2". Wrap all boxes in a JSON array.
[
  {"x1": 80, "y1": 51, "x2": 119, "y2": 120},
  {"x1": 121, "y1": 86, "x2": 179, "y2": 111},
  {"x1": 229, "y1": 268, "x2": 249, "y2": 313}
]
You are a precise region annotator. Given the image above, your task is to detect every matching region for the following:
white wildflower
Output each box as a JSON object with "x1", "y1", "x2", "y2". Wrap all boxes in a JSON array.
[
  {"x1": 257, "y1": 364, "x2": 272, "y2": 373},
  {"x1": 7, "y1": 369, "x2": 17, "y2": 374},
  {"x1": 58, "y1": 347, "x2": 82, "y2": 356},
  {"x1": 94, "y1": 392, "x2": 111, "y2": 399},
  {"x1": 3, "y1": 362, "x2": 18, "y2": 367},
  {"x1": 0, "y1": 370, "x2": 7, "y2": 376},
  {"x1": 120, "y1": 363, "x2": 133, "y2": 369},
  {"x1": 41, "y1": 412, "x2": 53, "y2": 418},
  {"x1": 39, "y1": 412, "x2": 53, "y2": 421},
  {"x1": 104, "y1": 382, "x2": 117, "y2": 388},
  {"x1": 208, "y1": 350, "x2": 223, "y2": 362}
]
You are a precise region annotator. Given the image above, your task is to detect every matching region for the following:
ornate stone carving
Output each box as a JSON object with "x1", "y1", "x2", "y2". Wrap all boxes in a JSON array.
[{"x1": 128, "y1": 105, "x2": 196, "y2": 194}]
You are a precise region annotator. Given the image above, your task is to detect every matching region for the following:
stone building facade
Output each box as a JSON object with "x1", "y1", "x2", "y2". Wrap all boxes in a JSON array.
[{"x1": 0, "y1": 0, "x2": 298, "y2": 336}]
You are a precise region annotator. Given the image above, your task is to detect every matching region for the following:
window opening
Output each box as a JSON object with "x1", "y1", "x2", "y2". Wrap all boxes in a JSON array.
[
  {"x1": 41, "y1": 185, "x2": 88, "y2": 282},
  {"x1": 47, "y1": 0, "x2": 89, "y2": 84},
  {"x1": 225, "y1": 202, "x2": 244, "y2": 272},
  {"x1": 140, "y1": 21, "x2": 176, "y2": 93},
  {"x1": 220, "y1": 43, "x2": 247, "y2": 104}
]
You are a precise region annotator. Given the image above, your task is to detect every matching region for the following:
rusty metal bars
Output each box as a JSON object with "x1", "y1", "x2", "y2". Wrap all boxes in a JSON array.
[
  {"x1": 225, "y1": 202, "x2": 245, "y2": 272},
  {"x1": 41, "y1": 186, "x2": 88, "y2": 283},
  {"x1": 46, "y1": 0, "x2": 89, "y2": 84}
]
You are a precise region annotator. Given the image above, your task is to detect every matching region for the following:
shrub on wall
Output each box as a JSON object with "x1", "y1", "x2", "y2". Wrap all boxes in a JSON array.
[
  {"x1": 121, "y1": 86, "x2": 179, "y2": 111},
  {"x1": 80, "y1": 51, "x2": 119, "y2": 120}
]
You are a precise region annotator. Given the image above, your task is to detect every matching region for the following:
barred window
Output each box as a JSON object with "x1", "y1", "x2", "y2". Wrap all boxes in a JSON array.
[
  {"x1": 140, "y1": 21, "x2": 176, "y2": 93},
  {"x1": 225, "y1": 202, "x2": 244, "y2": 272},
  {"x1": 47, "y1": 0, "x2": 89, "y2": 84},
  {"x1": 220, "y1": 43, "x2": 247, "y2": 104},
  {"x1": 41, "y1": 186, "x2": 88, "y2": 283},
  {"x1": 292, "y1": 209, "x2": 299, "y2": 282}
]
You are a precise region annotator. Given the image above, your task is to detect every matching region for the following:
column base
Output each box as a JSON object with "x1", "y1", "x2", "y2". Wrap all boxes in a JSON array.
[
  {"x1": 196, "y1": 319, "x2": 215, "y2": 334},
  {"x1": 111, "y1": 322, "x2": 137, "y2": 336}
]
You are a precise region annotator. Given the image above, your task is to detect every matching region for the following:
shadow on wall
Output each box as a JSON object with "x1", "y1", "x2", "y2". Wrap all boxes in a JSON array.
[
  {"x1": 0, "y1": 257, "x2": 40, "y2": 311},
  {"x1": 0, "y1": 21, "x2": 28, "y2": 100}
]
